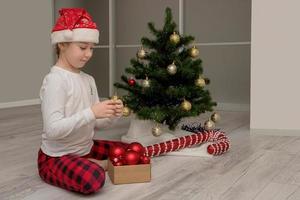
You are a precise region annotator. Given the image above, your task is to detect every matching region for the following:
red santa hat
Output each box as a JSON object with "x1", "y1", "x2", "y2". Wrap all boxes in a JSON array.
[{"x1": 51, "y1": 8, "x2": 99, "y2": 44}]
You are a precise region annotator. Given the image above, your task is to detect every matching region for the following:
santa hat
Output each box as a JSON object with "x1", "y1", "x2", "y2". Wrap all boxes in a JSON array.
[{"x1": 51, "y1": 8, "x2": 99, "y2": 44}]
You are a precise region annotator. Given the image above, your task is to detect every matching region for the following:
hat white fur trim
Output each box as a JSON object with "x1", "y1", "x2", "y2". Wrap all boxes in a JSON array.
[{"x1": 51, "y1": 28, "x2": 99, "y2": 44}]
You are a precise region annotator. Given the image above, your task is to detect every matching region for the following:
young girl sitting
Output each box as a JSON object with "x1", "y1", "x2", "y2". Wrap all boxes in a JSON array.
[{"x1": 38, "y1": 8, "x2": 127, "y2": 194}]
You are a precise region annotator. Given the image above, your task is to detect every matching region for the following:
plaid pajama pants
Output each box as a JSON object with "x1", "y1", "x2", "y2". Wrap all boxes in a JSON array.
[{"x1": 38, "y1": 140, "x2": 128, "y2": 194}]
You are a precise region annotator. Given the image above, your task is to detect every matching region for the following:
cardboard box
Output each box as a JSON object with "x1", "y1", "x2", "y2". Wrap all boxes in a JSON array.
[{"x1": 107, "y1": 160, "x2": 151, "y2": 184}]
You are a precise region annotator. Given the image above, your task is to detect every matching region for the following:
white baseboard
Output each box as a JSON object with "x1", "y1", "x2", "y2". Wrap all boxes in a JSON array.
[
  {"x1": 216, "y1": 102, "x2": 250, "y2": 112},
  {"x1": 0, "y1": 99, "x2": 41, "y2": 109},
  {"x1": 250, "y1": 128, "x2": 300, "y2": 136}
]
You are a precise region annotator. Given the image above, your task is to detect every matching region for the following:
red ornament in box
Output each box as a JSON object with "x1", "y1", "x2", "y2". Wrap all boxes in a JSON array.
[
  {"x1": 140, "y1": 155, "x2": 151, "y2": 164},
  {"x1": 109, "y1": 146, "x2": 125, "y2": 160},
  {"x1": 111, "y1": 157, "x2": 122, "y2": 163},
  {"x1": 114, "y1": 161, "x2": 124, "y2": 166},
  {"x1": 110, "y1": 152, "x2": 125, "y2": 166},
  {"x1": 127, "y1": 142, "x2": 145, "y2": 156},
  {"x1": 109, "y1": 142, "x2": 151, "y2": 166},
  {"x1": 128, "y1": 78, "x2": 136, "y2": 86},
  {"x1": 124, "y1": 150, "x2": 140, "y2": 165}
]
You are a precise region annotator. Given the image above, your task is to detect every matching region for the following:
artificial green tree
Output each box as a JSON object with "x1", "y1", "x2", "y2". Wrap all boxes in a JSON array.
[{"x1": 114, "y1": 7, "x2": 216, "y2": 130}]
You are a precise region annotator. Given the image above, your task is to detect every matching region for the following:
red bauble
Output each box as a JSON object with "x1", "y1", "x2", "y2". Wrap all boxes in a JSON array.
[
  {"x1": 109, "y1": 146, "x2": 125, "y2": 160},
  {"x1": 111, "y1": 157, "x2": 121, "y2": 163},
  {"x1": 140, "y1": 155, "x2": 151, "y2": 164},
  {"x1": 124, "y1": 150, "x2": 140, "y2": 165},
  {"x1": 128, "y1": 78, "x2": 136, "y2": 86},
  {"x1": 127, "y1": 142, "x2": 145, "y2": 156},
  {"x1": 113, "y1": 161, "x2": 123, "y2": 166}
]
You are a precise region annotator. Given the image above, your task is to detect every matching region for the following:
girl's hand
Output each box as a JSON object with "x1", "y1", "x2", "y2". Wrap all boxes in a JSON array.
[
  {"x1": 91, "y1": 100, "x2": 116, "y2": 119},
  {"x1": 113, "y1": 99, "x2": 124, "y2": 117}
]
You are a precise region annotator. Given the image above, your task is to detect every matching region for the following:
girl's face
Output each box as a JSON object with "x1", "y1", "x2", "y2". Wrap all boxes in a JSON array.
[{"x1": 59, "y1": 42, "x2": 94, "y2": 72}]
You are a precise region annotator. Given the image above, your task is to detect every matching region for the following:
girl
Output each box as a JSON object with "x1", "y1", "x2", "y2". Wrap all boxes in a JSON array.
[{"x1": 38, "y1": 8, "x2": 127, "y2": 194}]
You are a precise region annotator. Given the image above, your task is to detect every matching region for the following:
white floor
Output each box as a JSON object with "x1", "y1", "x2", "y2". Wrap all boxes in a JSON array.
[{"x1": 1, "y1": 105, "x2": 300, "y2": 200}]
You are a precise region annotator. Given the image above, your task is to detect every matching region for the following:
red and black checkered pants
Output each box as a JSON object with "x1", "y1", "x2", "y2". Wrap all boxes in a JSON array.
[{"x1": 37, "y1": 140, "x2": 127, "y2": 194}]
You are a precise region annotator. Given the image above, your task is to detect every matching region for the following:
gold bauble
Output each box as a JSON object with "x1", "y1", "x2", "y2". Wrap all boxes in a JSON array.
[
  {"x1": 111, "y1": 94, "x2": 119, "y2": 102},
  {"x1": 195, "y1": 77, "x2": 206, "y2": 87},
  {"x1": 122, "y1": 106, "x2": 131, "y2": 117},
  {"x1": 137, "y1": 48, "x2": 146, "y2": 59},
  {"x1": 169, "y1": 32, "x2": 180, "y2": 44},
  {"x1": 181, "y1": 99, "x2": 192, "y2": 111},
  {"x1": 152, "y1": 125, "x2": 162, "y2": 137},
  {"x1": 142, "y1": 77, "x2": 150, "y2": 88},
  {"x1": 204, "y1": 119, "x2": 215, "y2": 130},
  {"x1": 211, "y1": 112, "x2": 221, "y2": 123},
  {"x1": 189, "y1": 46, "x2": 199, "y2": 58},
  {"x1": 167, "y1": 62, "x2": 177, "y2": 75}
]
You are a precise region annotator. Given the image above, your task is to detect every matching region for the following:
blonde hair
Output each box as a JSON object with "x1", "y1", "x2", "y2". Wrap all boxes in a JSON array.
[
  {"x1": 55, "y1": 44, "x2": 60, "y2": 58},
  {"x1": 55, "y1": 42, "x2": 69, "y2": 58}
]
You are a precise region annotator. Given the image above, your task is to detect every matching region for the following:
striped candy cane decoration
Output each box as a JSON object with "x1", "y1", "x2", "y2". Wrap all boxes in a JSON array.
[{"x1": 144, "y1": 130, "x2": 230, "y2": 157}]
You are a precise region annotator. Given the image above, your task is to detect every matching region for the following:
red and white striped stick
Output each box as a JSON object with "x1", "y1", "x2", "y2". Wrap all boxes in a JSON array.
[{"x1": 144, "y1": 130, "x2": 230, "y2": 157}]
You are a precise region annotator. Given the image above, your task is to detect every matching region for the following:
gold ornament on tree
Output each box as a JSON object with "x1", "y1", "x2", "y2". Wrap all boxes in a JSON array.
[
  {"x1": 189, "y1": 46, "x2": 199, "y2": 58},
  {"x1": 181, "y1": 99, "x2": 192, "y2": 111},
  {"x1": 204, "y1": 119, "x2": 215, "y2": 130},
  {"x1": 122, "y1": 106, "x2": 131, "y2": 117},
  {"x1": 169, "y1": 32, "x2": 180, "y2": 44},
  {"x1": 137, "y1": 47, "x2": 146, "y2": 59},
  {"x1": 142, "y1": 76, "x2": 151, "y2": 88},
  {"x1": 167, "y1": 61, "x2": 177, "y2": 75},
  {"x1": 152, "y1": 124, "x2": 162, "y2": 137},
  {"x1": 195, "y1": 76, "x2": 206, "y2": 87},
  {"x1": 211, "y1": 112, "x2": 220, "y2": 123}
]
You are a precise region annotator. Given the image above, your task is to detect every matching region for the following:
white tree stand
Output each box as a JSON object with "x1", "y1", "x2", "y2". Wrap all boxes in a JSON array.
[{"x1": 121, "y1": 117, "x2": 213, "y2": 157}]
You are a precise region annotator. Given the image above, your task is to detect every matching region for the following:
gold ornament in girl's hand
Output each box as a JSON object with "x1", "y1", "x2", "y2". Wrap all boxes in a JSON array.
[
  {"x1": 111, "y1": 94, "x2": 119, "y2": 102},
  {"x1": 122, "y1": 106, "x2": 131, "y2": 117}
]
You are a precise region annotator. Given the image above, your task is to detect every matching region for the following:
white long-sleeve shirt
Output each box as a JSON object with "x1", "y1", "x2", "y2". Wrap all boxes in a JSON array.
[{"x1": 40, "y1": 66, "x2": 116, "y2": 157}]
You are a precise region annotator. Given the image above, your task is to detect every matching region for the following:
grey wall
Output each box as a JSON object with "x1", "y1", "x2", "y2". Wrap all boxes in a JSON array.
[
  {"x1": 0, "y1": 0, "x2": 250, "y2": 109},
  {"x1": 116, "y1": 0, "x2": 179, "y2": 45},
  {"x1": 185, "y1": 0, "x2": 251, "y2": 43},
  {"x1": 0, "y1": 0, "x2": 53, "y2": 105},
  {"x1": 185, "y1": 0, "x2": 251, "y2": 106}
]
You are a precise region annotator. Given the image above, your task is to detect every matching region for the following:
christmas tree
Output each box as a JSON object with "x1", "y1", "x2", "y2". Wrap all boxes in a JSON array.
[{"x1": 114, "y1": 7, "x2": 217, "y2": 131}]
